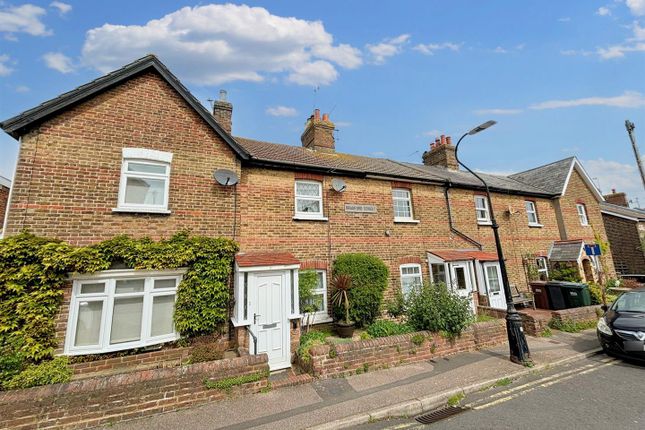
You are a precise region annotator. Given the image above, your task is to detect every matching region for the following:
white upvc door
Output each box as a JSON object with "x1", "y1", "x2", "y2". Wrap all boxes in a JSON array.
[
  {"x1": 249, "y1": 272, "x2": 290, "y2": 370},
  {"x1": 450, "y1": 262, "x2": 474, "y2": 310},
  {"x1": 483, "y1": 262, "x2": 506, "y2": 310}
]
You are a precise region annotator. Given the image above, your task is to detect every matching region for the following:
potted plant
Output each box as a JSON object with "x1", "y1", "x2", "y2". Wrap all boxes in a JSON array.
[{"x1": 331, "y1": 273, "x2": 355, "y2": 338}]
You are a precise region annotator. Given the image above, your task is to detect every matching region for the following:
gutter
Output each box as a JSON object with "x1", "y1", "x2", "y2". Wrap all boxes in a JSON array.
[{"x1": 444, "y1": 181, "x2": 483, "y2": 250}]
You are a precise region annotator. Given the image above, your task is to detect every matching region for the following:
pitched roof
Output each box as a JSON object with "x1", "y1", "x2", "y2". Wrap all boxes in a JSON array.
[
  {"x1": 235, "y1": 252, "x2": 300, "y2": 268},
  {"x1": 548, "y1": 240, "x2": 584, "y2": 262},
  {"x1": 234, "y1": 137, "x2": 557, "y2": 197},
  {"x1": 509, "y1": 157, "x2": 575, "y2": 194},
  {"x1": 600, "y1": 202, "x2": 645, "y2": 221},
  {"x1": 428, "y1": 250, "x2": 499, "y2": 262},
  {"x1": 0, "y1": 175, "x2": 10, "y2": 189},
  {"x1": 0, "y1": 55, "x2": 249, "y2": 160}
]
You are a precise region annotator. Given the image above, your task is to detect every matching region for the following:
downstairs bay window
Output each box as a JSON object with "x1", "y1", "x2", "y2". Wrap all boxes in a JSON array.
[{"x1": 64, "y1": 270, "x2": 184, "y2": 355}]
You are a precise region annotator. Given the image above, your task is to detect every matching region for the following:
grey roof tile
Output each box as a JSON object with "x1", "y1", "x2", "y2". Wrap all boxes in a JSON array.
[
  {"x1": 549, "y1": 240, "x2": 584, "y2": 262},
  {"x1": 600, "y1": 202, "x2": 645, "y2": 220},
  {"x1": 508, "y1": 157, "x2": 575, "y2": 194}
]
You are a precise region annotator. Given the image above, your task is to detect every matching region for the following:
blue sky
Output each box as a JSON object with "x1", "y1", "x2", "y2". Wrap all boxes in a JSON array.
[{"x1": 1, "y1": 1, "x2": 645, "y2": 205}]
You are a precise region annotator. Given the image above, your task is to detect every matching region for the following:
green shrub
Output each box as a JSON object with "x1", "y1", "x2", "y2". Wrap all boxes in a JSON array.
[
  {"x1": 411, "y1": 333, "x2": 425, "y2": 346},
  {"x1": 550, "y1": 265, "x2": 581, "y2": 282},
  {"x1": 406, "y1": 283, "x2": 473, "y2": 337},
  {"x1": 297, "y1": 330, "x2": 330, "y2": 363},
  {"x1": 549, "y1": 318, "x2": 596, "y2": 333},
  {"x1": 298, "y1": 270, "x2": 320, "y2": 315},
  {"x1": 0, "y1": 342, "x2": 28, "y2": 388},
  {"x1": 365, "y1": 320, "x2": 413, "y2": 338},
  {"x1": 384, "y1": 290, "x2": 407, "y2": 319},
  {"x1": 3, "y1": 356, "x2": 72, "y2": 390},
  {"x1": 332, "y1": 253, "x2": 389, "y2": 327},
  {"x1": 588, "y1": 282, "x2": 619, "y2": 305}
]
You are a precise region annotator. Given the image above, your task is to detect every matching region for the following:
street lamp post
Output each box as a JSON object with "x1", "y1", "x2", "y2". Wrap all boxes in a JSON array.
[{"x1": 454, "y1": 121, "x2": 531, "y2": 365}]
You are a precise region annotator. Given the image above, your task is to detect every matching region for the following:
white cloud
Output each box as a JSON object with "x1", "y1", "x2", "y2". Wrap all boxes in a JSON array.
[
  {"x1": 596, "y1": 7, "x2": 612, "y2": 16},
  {"x1": 529, "y1": 91, "x2": 645, "y2": 109},
  {"x1": 413, "y1": 42, "x2": 460, "y2": 55},
  {"x1": 14, "y1": 85, "x2": 29, "y2": 93},
  {"x1": 473, "y1": 108, "x2": 523, "y2": 115},
  {"x1": 265, "y1": 105, "x2": 298, "y2": 117},
  {"x1": 560, "y1": 49, "x2": 593, "y2": 56},
  {"x1": 584, "y1": 158, "x2": 644, "y2": 203},
  {"x1": 0, "y1": 54, "x2": 14, "y2": 76},
  {"x1": 81, "y1": 4, "x2": 361, "y2": 87},
  {"x1": 493, "y1": 46, "x2": 508, "y2": 54},
  {"x1": 365, "y1": 34, "x2": 410, "y2": 64},
  {"x1": 335, "y1": 121, "x2": 351, "y2": 127},
  {"x1": 558, "y1": 17, "x2": 572, "y2": 22},
  {"x1": 626, "y1": 0, "x2": 645, "y2": 16},
  {"x1": 50, "y1": 1, "x2": 71, "y2": 15},
  {"x1": 43, "y1": 52, "x2": 74, "y2": 73},
  {"x1": 0, "y1": 4, "x2": 51, "y2": 36},
  {"x1": 597, "y1": 21, "x2": 645, "y2": 58}
]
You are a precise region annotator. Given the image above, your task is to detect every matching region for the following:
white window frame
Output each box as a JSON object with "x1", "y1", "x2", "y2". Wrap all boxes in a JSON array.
[
  {"x1": 400, "y1": 263, "x2": 423, "y2": 296},
  {"x1": 393, "y1": 188, "x2": 417, "y2": 223},
  {"x1": 576, "y1": 203, "x2": 589, "y2": 226},
  {"x1": 115, "y1": 148, "x2": 173, "y2": 214},
  {"x1": 474, "y1": 195, "x2": 491, "y2": 224},
  {"x1": 525, "y1": 200, "x2": 541, "y2": 226},
  {"x1": 536, "y1": 257, "x2": 549, "y2": 280},
  {"x1": 430, "y1": 262, "x2": 448, "y2": 285},
  {"x1": 307, "y1": 270, "x2": 330, "y2": 323},
  {"x1": 294, "y1": 180, "x2": 325, "y2": 220},
  {"x1": 64, "y1": 269, "x2": 184, "y2": 355}
]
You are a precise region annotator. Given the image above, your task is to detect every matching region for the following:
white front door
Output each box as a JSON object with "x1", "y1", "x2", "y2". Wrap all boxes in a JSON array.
[
  {"x1": 249, "y1": 272, "x2": 290, "y2": 370},
  {"x1": 483, "y1": 262, "x2": 507, "y2": 310},
  {"x1": 450, "y1": 262, "x2": 474, "y2": 309}
]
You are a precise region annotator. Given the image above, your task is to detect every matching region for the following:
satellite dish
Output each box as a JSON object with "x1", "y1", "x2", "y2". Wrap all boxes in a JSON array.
[
  {"x1": 331, "y1": 178, "x2": 347, "y2": 193},
  {"x1": 213, "y1": 169, "x2": 239, "y2": 186}
]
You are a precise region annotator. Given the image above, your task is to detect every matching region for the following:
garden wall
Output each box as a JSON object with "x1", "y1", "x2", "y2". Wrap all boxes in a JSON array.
[
  {"x1": 0, "y1": 354, "x2": 269, "y2": 430},
  {"x1": 550, "y1": 305, "x2": 602, "y2": 324},
  {"x1": 305, "y1": 320, "x2": 507, "y2": 378}
]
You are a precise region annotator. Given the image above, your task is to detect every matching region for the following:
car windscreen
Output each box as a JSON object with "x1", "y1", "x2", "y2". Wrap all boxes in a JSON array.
[{"x1": 612, "y1": 291, "x2": 645, "y2": 312}]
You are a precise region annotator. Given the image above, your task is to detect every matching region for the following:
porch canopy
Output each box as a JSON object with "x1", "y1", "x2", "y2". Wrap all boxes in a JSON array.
[
  {"x1": 428, "y1": 249, "x2": 499, "y2": 262},
  {"x1": 548, "y1": 240, "x2": 584, "y2": 262},
  {"x1": 235, "y1": 251, "x2": 301, "y2": 268}
]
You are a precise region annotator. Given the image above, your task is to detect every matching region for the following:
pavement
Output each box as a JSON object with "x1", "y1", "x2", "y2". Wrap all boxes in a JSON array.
[
  {"x1": 355, "y1": 350, "x2": 645, "y2": 429},
  {"x1": 105, "y1": 329, "x2": 602, "y2": 430}
]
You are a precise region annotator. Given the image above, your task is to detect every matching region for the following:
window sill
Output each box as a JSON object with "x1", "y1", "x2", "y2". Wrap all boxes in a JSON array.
[
  {"x1": 477, "y1": 221, "x2": 492, "y2": 226},
  {"x1": 394, "y1": 218, "x2": 420, "y2": 224},
  {"x1": 112, "y1": 207, "x2": 171, "y2": 215},
  {"x1": 309, "y1": 315, "x2": 333, "y2": 325},
  {"x1": 293, "y1": 215, "x2": 328, "y2": 222},
  {"x1": 528, "y1": 223, "x2": 544, "y2": 228},
  {"x1": 64, "y1": 334, "x2": 179, "y2": 356}
]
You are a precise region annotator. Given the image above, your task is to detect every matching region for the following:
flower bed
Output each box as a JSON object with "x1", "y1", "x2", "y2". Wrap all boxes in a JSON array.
[
  {"x1": 302, "y1": 320, "x2": 507, "y2": 378},
  {"x1": 0, "y1": 353, "x2": 269, "y2": 430}
]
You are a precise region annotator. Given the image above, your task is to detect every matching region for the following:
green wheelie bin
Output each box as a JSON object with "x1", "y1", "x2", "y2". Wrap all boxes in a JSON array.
[{"x1": 559, "y1": 282, "x2": 592, "y2": 308}]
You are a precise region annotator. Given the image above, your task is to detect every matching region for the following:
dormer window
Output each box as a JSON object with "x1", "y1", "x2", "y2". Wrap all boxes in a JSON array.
[{"x1": 115, "y1": 148, "x2": 172, "y2": 214}]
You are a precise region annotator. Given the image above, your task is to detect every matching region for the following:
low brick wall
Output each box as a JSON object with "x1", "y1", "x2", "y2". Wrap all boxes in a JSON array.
[
  {"x1": 0, "y1": 354, "x2": 269, "y2": 430},
  {"x1": 70, "y1": 347, "x2": 193, "y2": 379},
  {"x1": 551, "y1": 305, "x2": 602, "y2": 324},
  {"x1": 306, "y1": 320, "x2": 506, "y2": 378}
]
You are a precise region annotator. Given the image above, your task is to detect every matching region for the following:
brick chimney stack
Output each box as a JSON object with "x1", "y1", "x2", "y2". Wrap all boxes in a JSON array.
[
  {"x1": 604, "y1": 189, "x2": 629, "y2": 207},
  {"x1": 422, "y1": 134, "x2": 459, "y2": 170},
  {"x1": 301, "y1": 109, "x2": 335, "y2": 152},
  {"x1": 212, "y1": 89, "x2": 233, "y2": 134}
]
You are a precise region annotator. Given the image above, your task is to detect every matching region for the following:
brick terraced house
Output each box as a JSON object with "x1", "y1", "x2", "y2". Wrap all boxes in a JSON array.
[
  {"x1": 0, "y1": 56, "x2": 614, "y2": 370},
  {"x1": 600, "y1": 190, "x2": 645, "y2": 276}
]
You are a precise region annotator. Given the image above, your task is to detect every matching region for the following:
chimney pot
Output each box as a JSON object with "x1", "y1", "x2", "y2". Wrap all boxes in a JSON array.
[
  {"x1": 212, "y1": 89, "x2": 233, "y2": 134},
  {"x1": 218, "y1": 89, "x2": 228, "y2": 101},
  {"x1": 612, "y1": 188, "x2": 616, "y2": 194},
  {"x1": 314, "y1": 109, "x2": 321, "y2": 121},
  {"x1": 446, "y1": 136, "x2": 452, "y2": 145},
  {"x1": 322, "y1": 113, "x2": 329, "y2": 122},
  {"x1": 301, "y1": 109, "x2": 335, "y2": 152},
  {"x1": 440, "y1": 135, "x2": 446, "y2": 146}
]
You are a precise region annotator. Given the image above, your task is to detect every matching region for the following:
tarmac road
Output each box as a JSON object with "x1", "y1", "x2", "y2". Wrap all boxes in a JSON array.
[{"x1": 356, "y1": 352, "x2": 645, "y2": 430}]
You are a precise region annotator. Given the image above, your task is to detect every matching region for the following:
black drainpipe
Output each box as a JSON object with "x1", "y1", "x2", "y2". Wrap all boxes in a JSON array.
[{"x1": 444, "y1": 181, "x2": 483, "y2": 250}]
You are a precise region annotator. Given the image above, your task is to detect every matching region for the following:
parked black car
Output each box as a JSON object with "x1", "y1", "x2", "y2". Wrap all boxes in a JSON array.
[{"x1": 597, "y1": 287, "x2": 645, "y2": 361}]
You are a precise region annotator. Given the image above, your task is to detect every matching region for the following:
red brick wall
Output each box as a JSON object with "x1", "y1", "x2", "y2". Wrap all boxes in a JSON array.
[
  {"x1": 0, "y1": 354, "x2": 268, "y2": 430},
  {"x1": 602, "y1": 213, "x2": 645, "y2": 274},
  {"x1": 303, "y1": 320, "x2": 506, "y2": 378},
  {"x1": 0, "y1": 184, "x2": 8, "y2": 230},
  {"x1": 4, "y1": 71, "x2": 240, "y2": 245}
]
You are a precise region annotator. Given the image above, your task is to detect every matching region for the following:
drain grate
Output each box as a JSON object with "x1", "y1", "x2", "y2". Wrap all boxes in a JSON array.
[{"x1": 415, "y1": 406, "x2": 468, "y2": 425}]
